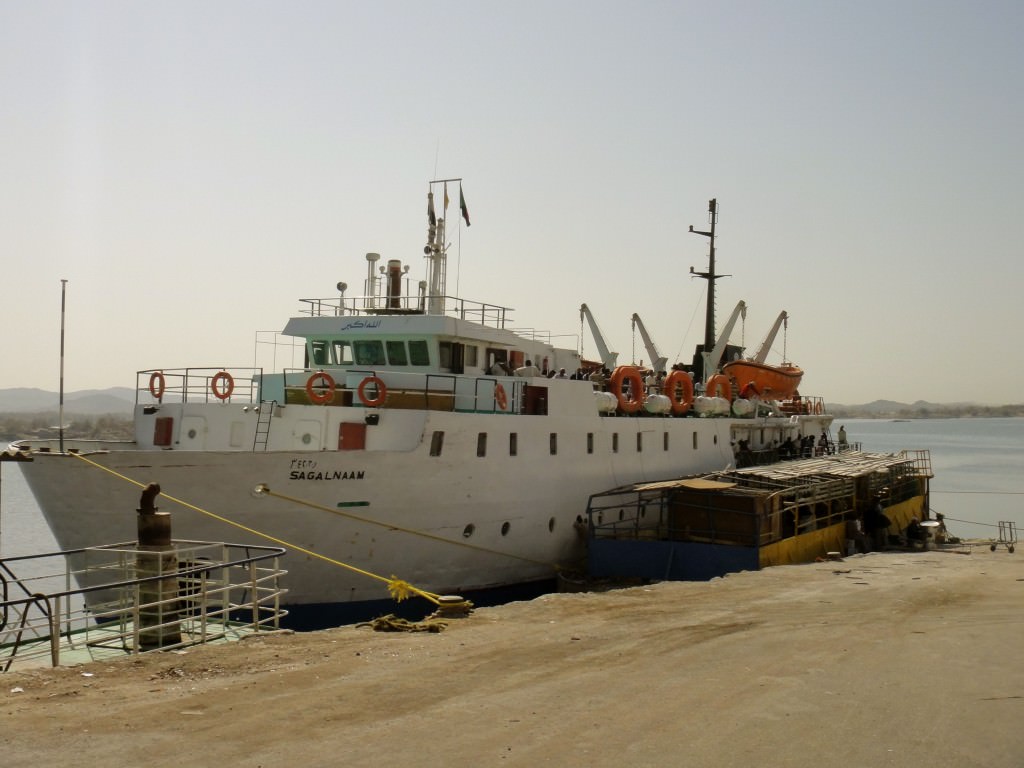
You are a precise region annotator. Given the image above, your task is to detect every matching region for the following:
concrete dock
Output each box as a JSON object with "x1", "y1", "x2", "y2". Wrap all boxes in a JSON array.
[{"x1": 2, "y1": 548, "x2": 1022, "y2": 767}]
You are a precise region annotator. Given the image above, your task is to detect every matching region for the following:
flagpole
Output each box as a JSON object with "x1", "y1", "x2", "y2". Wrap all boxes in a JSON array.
[{"x1": 59, "y1": 279, "x2": 67, "y2": 453}]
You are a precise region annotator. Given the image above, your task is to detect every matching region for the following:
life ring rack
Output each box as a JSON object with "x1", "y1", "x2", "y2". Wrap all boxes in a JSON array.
[
  {"x1": 662, "y1": 370, "x2": 693, "y2": 415},
  {"x1": 148, "y1": 371, "x2": 166, "y2": 400},
  {"x1": 608, "y1": 365, "x2": 644, "y2": 414},
  {"x1": 306, "y1": 371, "x2": 336, "y2": 405},
  {"x1": 357, "y1": 376, "x2": 388, "y2": 407},
  {"x1": 211, "y1": 370, "x2": 234, "y2": 401}
]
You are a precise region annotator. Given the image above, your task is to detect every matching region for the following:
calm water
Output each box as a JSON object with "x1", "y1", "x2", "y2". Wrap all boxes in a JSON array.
[{"x1": 2, "y1": 417, "x2": 1022, "y2": 554}]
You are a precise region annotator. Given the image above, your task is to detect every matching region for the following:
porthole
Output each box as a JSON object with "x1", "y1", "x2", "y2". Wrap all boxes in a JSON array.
[
  {"x1": 548, "y1": 517, "x2": 556, "y2": 532},
  {"x1": 187, "y1": 429, "x2": 197, "y2": 439},
  {"x1": 501, "y1": 521, "x2": 511, "y2": 536},
  {"x1": 302, "y1": 433, "x2": 312, "y2": 445},
  {"x1": 463, "y1": 524, "x2": 475, "y2": 538}
]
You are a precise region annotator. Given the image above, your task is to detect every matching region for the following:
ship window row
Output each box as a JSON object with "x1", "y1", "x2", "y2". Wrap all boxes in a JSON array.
[
  {"x1": 310, "y1": 339, "x2": 431, "y2": 367},
  {"x1": 435, "y1": 430, "x2": 701, "y2": 457}
]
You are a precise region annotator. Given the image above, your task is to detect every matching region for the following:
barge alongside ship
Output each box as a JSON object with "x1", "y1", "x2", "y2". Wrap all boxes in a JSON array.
[{"x1": 586, "y1": 449, "x2": 934, "y2": 582}]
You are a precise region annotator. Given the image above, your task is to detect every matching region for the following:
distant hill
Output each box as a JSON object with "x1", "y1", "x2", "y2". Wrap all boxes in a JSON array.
[
  {"x1": 0, "y1": 387, "x2": 136, "y2": 415},
  {"x1": 827, "y1": 400, "x2": 1023, "y2": 418}
]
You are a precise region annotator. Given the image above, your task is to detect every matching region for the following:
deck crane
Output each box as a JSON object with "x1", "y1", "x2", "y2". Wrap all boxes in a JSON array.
[
  {"x1": 579, "y1": 304, "x2": 619, "y2": 370},
  {"x1": 702, "y1": 300, "x2": 746, "y2": 383},
  {"x1": 630, "y1": 314, "x2": 668, "y2": 374},
  {"x1": 750, "y1": 311, "x2": 788, "y2": 364}
]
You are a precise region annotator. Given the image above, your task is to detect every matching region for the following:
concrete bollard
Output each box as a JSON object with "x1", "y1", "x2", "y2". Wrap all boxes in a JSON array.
[{"x1": 135, "y1": 483, "x2": 182, "y2": 650}]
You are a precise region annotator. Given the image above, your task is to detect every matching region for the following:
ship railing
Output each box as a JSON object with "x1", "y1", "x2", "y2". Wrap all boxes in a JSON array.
[
  {"x1": 896, "y1": 449, "x2": 933, "y2": 479},
  {"x1": 298, "y1": 294, "x2": 512, "y2": 329},
  {"x1": 136, "y1": 368, "x2": 262, "y2": 405},
  {"x1": 0, "y1": 540, "x2": 287, "y2": 672},
  {"x1": 275, "y1": 367, "x2": 526, "y2": 414},
  {"x1": 778, "y1": 395, "x2": 827, "y2": 416}
]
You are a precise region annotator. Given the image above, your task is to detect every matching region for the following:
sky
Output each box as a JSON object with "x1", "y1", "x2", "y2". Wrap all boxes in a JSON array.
[{"x1": 1, "y1": 1, "x2": 1022, "y2": 405}]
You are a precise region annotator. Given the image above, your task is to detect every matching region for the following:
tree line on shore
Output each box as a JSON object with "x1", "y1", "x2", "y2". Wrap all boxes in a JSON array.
[{"x1": 0, "y1": 413, "x2": 134, "y2": 442}]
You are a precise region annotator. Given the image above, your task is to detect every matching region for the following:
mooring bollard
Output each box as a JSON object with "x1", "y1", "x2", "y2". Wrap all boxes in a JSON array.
[{"x1": 135, "y1": 483, "x2": 182, "y2": 650}]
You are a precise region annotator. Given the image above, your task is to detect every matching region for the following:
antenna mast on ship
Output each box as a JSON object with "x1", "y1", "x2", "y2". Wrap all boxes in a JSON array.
[
  {"x1": 689, "y1": 199, "x2": 729, "y2": 382},
  {"x1": 424, "y1": 177, "x2": 468, "y2": 315}
]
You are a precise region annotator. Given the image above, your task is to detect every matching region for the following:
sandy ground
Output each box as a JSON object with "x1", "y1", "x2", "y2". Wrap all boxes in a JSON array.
[{"x1": 2, "y1": 548, "x2": 1023, "y2": 767}]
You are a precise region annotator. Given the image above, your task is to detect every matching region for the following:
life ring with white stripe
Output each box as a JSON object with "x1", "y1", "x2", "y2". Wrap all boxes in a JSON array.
[
  {"x1": 357, "y1": 376, "x2": 387, "y2": 407},
  {"x1": 211, "y1": 371, "x2": 234, "y2": 400},
  {"x1": 609, "y1": 366, "x2": 644, "y2": 414},
  {"x1": 663, "y1": 370, "x2": 693, "y2": 415},
  {"x1": 306, "y1": 371, "x2": 336, "y2": 405},
  {"x1": 705, "y1": 373, "x2": 732, "y2": 401},
  {"x1": 148, "y1": 371, "x2": 166, "y2": 400}
]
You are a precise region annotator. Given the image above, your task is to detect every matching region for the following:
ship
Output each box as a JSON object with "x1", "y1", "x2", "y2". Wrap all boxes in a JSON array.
[{"x1": 6, "y1": 189, "x2": 834, "y2": 626}]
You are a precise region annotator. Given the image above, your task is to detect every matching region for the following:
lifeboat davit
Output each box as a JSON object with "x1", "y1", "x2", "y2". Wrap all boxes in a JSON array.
[{"x1": 722, "y1": 360, "x2": 804, "y2": 401}]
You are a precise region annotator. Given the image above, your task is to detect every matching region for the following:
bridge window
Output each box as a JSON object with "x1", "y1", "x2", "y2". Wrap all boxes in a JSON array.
[
  {"x1": 310, "y1": 341, "x2": 329, "y2": 366},
  {"x1": 408, "y1": 340, "x2": 430, "y2": 366},
  {"x1": 354, "y1": 340, "x2": 386, "y2": 366},
  {"x1": 386, "y1": 341, "x2": 408, "y2": 365},
  {"x1": 332, "y1": 341, "x2": 353, "y2": 365}
]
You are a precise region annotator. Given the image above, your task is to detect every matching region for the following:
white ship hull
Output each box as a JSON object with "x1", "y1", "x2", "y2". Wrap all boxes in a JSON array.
[{"x1": 13, "y1": 394, "x2": 830, "y2": 620}]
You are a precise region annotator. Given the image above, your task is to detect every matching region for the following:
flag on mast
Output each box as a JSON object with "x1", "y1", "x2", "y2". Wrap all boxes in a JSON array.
[
  {"x1": 443, "y1": 182, "x2": 450, "y2": 212},
  {"x1": 427, "y1": 191, "x2": 437, "y2": 227},
  {"x1": 459, "y1": 184, "x2": 471, "y2": 226}
]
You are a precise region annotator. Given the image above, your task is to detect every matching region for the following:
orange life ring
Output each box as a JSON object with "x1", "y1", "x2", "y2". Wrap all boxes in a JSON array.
[
  {"x1": 357, "y1": 376, "x2": 387, "y2": 407},
  {"x1": 211, "y1": 371, "x2": 234, "y2": 400},
  {"x1": 662, "y1": 370, "x2": 693, "y2": 415},
  {"x1": 608, "y1": 366, "x2": 644, "y2": 414},
  {"x1": 306, "y1": 371, "x2": 336, "y2": 404},
  {"x1": 148, "y1": 371, "x2": 166, "y2": 400},
  {"x1": 705, "y1": 373, "x2": 732, "y2": 401},
  {"x1": 813, "y1": 400, "x2": 823, "y2": 415},
  {"x1": 494, "y1": 383, "x2": 508, "y2": 411}
]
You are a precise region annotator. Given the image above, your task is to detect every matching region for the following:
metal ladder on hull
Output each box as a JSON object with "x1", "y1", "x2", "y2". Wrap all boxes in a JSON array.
[{"x1": 253, "y1": 400, "x2": 276, "y2": 451}]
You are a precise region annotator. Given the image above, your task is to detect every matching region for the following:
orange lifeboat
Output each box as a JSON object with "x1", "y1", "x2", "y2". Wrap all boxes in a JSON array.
[{"x1": 722, "y1": 360, "x2": 803, "y2": 401}]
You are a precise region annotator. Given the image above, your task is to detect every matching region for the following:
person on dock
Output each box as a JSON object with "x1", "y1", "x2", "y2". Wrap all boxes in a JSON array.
[
  {"x1": 904, "y1": 517, "x2": 926, "y2": 549},
  {"x1": 864, "y1": 496, "x2": 892, "y2": 550}
]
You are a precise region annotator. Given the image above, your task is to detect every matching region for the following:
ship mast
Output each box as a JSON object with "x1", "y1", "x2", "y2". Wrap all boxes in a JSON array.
[
  {"x1": 689, "y1": 199, "x2": 729, "y2": 382},
  {"x1": 689, "y1": 198, "x2": 721, "y2": 351}
]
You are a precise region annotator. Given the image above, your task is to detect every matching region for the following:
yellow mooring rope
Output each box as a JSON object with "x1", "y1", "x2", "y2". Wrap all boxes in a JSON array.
[{"x1": 68, "y1": 452, "x2": 467, "y2": 607}]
